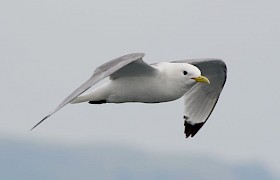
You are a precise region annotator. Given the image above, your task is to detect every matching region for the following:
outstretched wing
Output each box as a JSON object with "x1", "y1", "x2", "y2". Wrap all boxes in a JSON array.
[
  {"x1": 173, "y1": 59, "x2": 227, "y2": 138},
  {"x1": 31, "y1": 53, "x2": 146, "y2": 130}
]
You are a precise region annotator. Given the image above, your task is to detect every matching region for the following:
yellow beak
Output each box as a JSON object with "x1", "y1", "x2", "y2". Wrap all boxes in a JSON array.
[{"x1": 192, "y1": 75, "x2": 210, "y2": 84}]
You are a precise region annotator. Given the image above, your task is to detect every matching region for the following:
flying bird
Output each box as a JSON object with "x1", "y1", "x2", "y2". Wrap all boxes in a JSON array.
[{"x1": 31, "y1": 53, "x2": 227, "y2": 138}]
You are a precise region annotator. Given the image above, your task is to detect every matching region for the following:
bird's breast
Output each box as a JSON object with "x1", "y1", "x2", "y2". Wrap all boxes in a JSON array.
[{"x1": 107, "y1": 76, "x2": 186, "y2": 103}]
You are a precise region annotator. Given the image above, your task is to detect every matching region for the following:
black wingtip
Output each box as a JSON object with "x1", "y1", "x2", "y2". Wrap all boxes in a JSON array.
[
  {"x1": 184, "y1": 119, "x2": 205, "y2": 138},
  {"x1": 30, "y1": 115, "x2": 51, "y2": 131}
]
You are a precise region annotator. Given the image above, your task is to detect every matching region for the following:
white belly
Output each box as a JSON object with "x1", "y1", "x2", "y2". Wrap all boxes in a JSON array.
[{"x1": 107, "y1": 76, "x2": 185, "y2": 103}]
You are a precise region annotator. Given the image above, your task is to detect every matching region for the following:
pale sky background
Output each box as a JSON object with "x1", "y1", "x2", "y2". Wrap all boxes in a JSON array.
[{"x1": 1, "y1": 0, "x2": 280, "y2": 176}]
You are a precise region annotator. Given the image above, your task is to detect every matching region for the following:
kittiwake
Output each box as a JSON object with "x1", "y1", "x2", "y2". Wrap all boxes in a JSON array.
[{"x1": 31, "y1": 53, "x2": 227, "y2": 138}]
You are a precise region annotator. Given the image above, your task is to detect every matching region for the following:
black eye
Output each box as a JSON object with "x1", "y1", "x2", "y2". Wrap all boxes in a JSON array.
[{"x1": 183, "y1": 71, "x2": 188, "y2": 75}]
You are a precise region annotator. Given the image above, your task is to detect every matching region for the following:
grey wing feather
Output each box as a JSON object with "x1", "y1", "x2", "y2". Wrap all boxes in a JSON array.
[
  {"x1": 31, "y1": 53, "x2": 145, "y2": 130},
  {"x1": 110, "y1": 59, "x2": 158, "y2": 79},
  {"x1": 173, "y1": 59, "x2": 227, "y2": 138}
]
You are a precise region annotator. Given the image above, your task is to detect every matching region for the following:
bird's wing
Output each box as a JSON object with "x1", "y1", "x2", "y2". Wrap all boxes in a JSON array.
[
  {"x1": 110, "y1": 57, "x2": 158, "y2": 79},
  {"x1": 31, "y1": 53, "x2": 147, "y2": 130},
  {"x1": 173, "y1": 59, "x2": 227, "y2": 138}
]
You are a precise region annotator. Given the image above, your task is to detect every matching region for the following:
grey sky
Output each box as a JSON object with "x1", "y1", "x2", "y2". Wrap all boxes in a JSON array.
[{"x1": 1, "y1": 0, "x2": 280, "y2": 176}]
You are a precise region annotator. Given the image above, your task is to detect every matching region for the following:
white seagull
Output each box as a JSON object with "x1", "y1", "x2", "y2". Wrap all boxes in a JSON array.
[{"x1": 31, "y1": 53, "x2": 227, "y2": 138}]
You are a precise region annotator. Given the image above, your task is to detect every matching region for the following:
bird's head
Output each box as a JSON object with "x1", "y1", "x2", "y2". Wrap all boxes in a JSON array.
[{"x1": 171, "y1": 63, "x2": 210, "y2": 87}]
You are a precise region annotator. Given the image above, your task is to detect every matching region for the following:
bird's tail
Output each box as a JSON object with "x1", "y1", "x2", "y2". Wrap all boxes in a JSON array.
[
  {"x1": 70, "y1": 95, "x2": 91, "y2": 104},
  {"x1": 71, "y1": 82, "x2": 111, "y2": 104}
]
